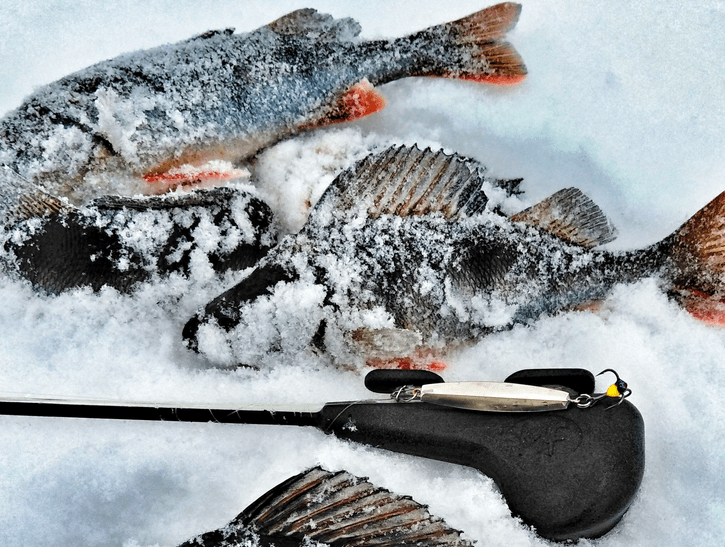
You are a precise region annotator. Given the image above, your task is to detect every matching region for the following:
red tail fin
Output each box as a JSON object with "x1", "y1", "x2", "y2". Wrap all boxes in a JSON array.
[
  {"x1": 417, "y1": 3, "x2": 527, "y2": 85},
  {"x1": 667, "y1": 191, "x2": 725, "y2": 325}
]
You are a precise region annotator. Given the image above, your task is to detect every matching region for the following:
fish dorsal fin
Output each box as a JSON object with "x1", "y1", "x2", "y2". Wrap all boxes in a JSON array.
[
  {"x1": 179, "y1": 467, "x2": 472, "y2": 547},
  {"x1": 313, "y1": 145, "x2": 489, "y2": 224},
  {"x1": 187, "y1": 28, "x2": 235, "y2": 42},
  {"x1": 267, "y1": 9, "x2": 361, "y2": 42},
  {"x1": 509, "y1": 188, "x2": 617, "y2": 248}
]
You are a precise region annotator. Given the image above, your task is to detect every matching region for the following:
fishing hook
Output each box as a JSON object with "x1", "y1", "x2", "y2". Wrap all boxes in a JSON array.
[{"x1": 571, "y1": 369, "x2": 631, "y2": 409}]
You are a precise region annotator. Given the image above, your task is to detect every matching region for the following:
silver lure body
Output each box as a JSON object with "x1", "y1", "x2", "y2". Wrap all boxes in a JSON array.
[{"x1": 418, "y1": 381, "x2": 571, "y2": 412}]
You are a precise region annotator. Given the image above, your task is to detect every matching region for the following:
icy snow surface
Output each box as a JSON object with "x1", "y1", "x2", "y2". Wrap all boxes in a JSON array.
[{"x1": 1, "y1": 0, "x2": 724, "y2": 545}]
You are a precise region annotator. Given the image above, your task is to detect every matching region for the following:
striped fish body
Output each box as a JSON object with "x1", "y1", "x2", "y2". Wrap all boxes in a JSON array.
[
  {"x1": 185, "y1": 145, "x2": 702, "y2": 366},
  {"x1": 3, "y1": 185, "x2": 277, "y2": 293}
]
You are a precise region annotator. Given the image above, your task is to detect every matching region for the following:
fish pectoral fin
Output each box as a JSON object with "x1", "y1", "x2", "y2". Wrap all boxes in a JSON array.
[
  {"x1": 510, "y1": 187, "x2": 618, "y2": 248},
  {"x1": 178, "y1": 467, "x2": 472, "y2": 547},
  {"x1": 1, "y1": 166, "x2": 71, "y2": 223},
  {"x1": 308, "y1": 145, "x2": 490, "y2": 225},
  {"x1": 267, "y1": 8, "x2": 361, "y2": 42},
  {"x1": 304, "y1": 79, "x2": 386, "y2": 128},
  {"x1": 9, "y1": 190, "x2": 72, "y2": 224}
]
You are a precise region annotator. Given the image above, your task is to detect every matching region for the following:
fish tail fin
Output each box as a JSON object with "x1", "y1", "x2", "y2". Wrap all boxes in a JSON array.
[
  {"x1": 403, "y1": 2, "x2": 527, "y2": 85},
  {"x1": 663, "y1": 191, "x2": 725, "y2": 324}
]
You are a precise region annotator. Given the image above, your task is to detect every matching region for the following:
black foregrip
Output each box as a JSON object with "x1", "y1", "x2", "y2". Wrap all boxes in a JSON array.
[{"x1": 316, "y1": 400, "x2": 644, "y2": 541}]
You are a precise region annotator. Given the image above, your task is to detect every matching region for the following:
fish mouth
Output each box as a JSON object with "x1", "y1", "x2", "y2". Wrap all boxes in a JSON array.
[{"x1": 182, "y1": 263, "x2": 300, "y2": 353}]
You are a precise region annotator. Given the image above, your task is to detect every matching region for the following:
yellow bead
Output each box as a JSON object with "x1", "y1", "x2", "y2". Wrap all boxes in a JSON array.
[{"x1": 606, "y1": 384, "x2": 620, "y2": 397}]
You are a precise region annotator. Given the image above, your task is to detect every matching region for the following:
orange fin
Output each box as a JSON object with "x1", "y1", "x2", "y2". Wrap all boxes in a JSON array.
[
  {"x1": 664, "y1": 191, "x2": 725, "y2": 323},
  {"x1": 306, "y1": 79, "x2": 386, "y2": 128},
  {"x1": 338, "y1": 79, "x2": 386, "y2": 121},
  {"x1": 366, "y1": 356, "x2": 448, "y2": 372},
  {"x1": 675, "y1": 289, "x2": 725, "y2": 326},
  {"x1": 411, "y1": 2, "x2": 527, "y2": 84},
  {"x1": 142, "y1": 166, "x2": 249, "y2": 193},
  {"x1": 349, "y1": 326, "x2": 448, "y2": 371}
]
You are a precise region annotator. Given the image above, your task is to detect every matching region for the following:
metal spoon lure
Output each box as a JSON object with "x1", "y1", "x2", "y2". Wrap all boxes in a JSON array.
[{"x1": 392, "y1": 369, "x2": 631, "y2": 412}]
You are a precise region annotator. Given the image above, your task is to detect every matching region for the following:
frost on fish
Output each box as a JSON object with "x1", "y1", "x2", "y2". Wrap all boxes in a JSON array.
[
  {"x1": 0, "y1": 3, "x2": 526, "y2": 223},
  {"x1": 186, "y1": 144, "x2": 725, "y2": 368},
  {"x1": 178, "y1": 467, "x2": 473, "y2": 547},
  {"x1": 184, "y1": 145, "x2": 643, "y2": 367},
  {"x1": 2, "y1": 186, "x2": 277, "y2": 293}
]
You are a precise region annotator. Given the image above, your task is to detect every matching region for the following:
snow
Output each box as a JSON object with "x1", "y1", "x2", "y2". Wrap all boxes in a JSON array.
[{"x1": 1, "y1": 0, "x2": 724, "y2": 546}]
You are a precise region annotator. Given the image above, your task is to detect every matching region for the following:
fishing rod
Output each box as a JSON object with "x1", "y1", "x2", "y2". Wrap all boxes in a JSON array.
[{"x1": 0, "y1": 368, "x2": 643, "y2": 542}]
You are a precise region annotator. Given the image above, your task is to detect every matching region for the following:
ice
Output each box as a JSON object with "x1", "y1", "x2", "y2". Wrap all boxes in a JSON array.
[{"x1": 1, "y1": 1, "x2": 724, "y2": 546}]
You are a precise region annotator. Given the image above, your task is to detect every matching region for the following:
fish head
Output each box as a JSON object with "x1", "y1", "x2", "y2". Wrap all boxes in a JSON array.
[{"x1": 183, "y1": 262, "x2": 331, "y2": 366}]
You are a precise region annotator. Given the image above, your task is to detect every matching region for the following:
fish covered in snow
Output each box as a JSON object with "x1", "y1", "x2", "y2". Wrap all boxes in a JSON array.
[
  {"x1": 183, "y1": 145, "x2": 725, "y2": 367},
  {"x1": 178, "y1": 466, "x2": 472, "y2": 547},
  {"x1": 3, "y1": 184, "x2": 276, "y2": 292},
  {"x1": 0, "y1": 3, "x2": 526, "y2": 292}
]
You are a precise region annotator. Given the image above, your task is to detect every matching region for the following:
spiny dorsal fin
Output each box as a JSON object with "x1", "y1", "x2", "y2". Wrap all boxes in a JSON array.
[
  {"x1": 268, "y1": 9, "x2": 361, "y2": 42},
  {"x1": 671, "y1": 191, "x2": 725, "y2": 276},
  {"x1": 509, "y1": 187, "x2": 617, "y2": 248},
  {"x1": 313, "y1": 145, "x2": 489, "y2": 223},
  {"x1": 178, "y1": 467, "x2": 473, "y2": 547}
]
